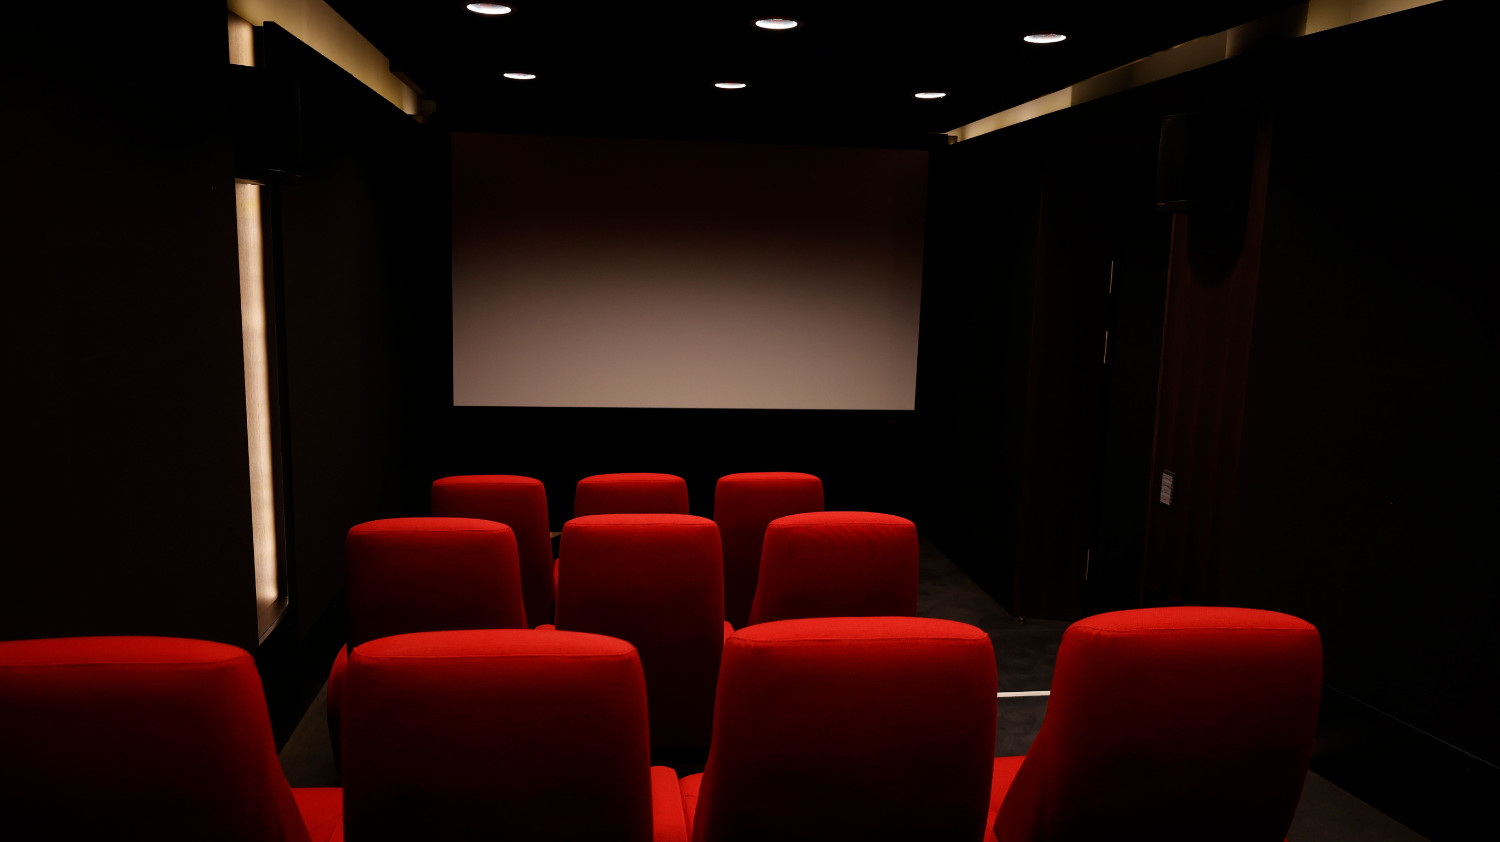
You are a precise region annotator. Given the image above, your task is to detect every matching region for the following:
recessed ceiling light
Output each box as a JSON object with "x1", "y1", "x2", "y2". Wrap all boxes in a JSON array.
[
  {"x1": 466, "y1": 4, "x2": 512, "y2": 15},
  {"x1": 503, "y1": 72, "x2": 536, "y2": 80},
  {"x1": 914, "y1": 92, "x2": 947, "y2": 99},
  {"x1": 1023, "y1": 33, "x2": 1067, "y2": 44},
  {"x1": 715, "y1": 82, "x2": 748, "y2": 89},
  {"x1": 754, "y1": 18, "x2": 799, "y2": 30}
]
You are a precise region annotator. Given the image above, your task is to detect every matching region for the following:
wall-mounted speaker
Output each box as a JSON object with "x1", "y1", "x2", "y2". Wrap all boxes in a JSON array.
[
  {"x1": 1156, "y1": 111, "x2": 1254, "y2": 213},
  {"x1": 229, "y1": 64, "x2": 303, "y2": 184}
]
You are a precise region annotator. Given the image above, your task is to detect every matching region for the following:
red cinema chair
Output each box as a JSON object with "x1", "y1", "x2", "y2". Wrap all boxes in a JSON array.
[
  {"x1": 747, "y1": 511, "x2": 919, "y2": 625},
  {"x1": 683, "y1": 617, "x2": 997, "y2": 841},
  {"x1": 430, "y1": 475, "x2": 554, "y2": 628},
  {"x1": 0, "y1": 636, "x2": 342, "y2": 842},
  {"x1": 988, "y1": 607, "x2": 1323, "y2": 842},
  {"x1": 712, "y1": 472, "x2": 824, "y2": 628},
  {"x1": 328, "y1": 517, "x2": 528, "y2": 759},
  {"x1": 342, "y1": 629, "x2": 688, "y2": 842},
  {"x1": 552, "y1": 514, "x2": 724, "y2": 755},
  {"x1": 575, "y1": 472, "x2": 690, "y2": 516}
]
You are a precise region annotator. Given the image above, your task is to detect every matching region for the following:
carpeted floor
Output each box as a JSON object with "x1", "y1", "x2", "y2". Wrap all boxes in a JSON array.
[{"x1": 279, "y1": 535, "x2": 1428, "y2": 841}]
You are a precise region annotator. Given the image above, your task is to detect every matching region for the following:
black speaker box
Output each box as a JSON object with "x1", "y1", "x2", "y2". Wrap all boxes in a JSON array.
[
  {"x1": 1156, "y1": 111, "x2": 1254, "y2": 212},
  {"x1": 229, "y1": 64, "x2": 302, "y2": 184}
]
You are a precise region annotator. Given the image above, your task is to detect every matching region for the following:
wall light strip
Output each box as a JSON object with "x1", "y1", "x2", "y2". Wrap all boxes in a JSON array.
[
  {"x1": 234, "y1": 182, "x2": 286, "y2": 641},
  {"x1": 228, "y1": 11, "x2": 256, "y2": 66},
  {"x1": 950, "y1": 0, "x2": 1443, "y2": 142},
  {"x1": 226, "y1": 0, "x2": 425, "y2": 115}
]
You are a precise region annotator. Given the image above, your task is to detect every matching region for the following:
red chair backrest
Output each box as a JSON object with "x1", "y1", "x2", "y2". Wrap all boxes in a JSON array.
[
  {"x1": 556, "y1": 513, "x2": 723, "y2": 751},
  {"x1": 343, "y1": 629, "x2": 652, "y2": 842},
  {"x1": 992, "y1": 607, "x2": 1323, "y2": 842},
  {"x1": 346, "y1": 517, "x2": 528, "y2": 647},
  {"x1": 748, "y1": 511, "x2": 919, "y2": 625},
  {"x1": 692, "y1": 617, "x2": 997, "y2": 842},
  {"x1": 0, "y1": 636, "x2": 310, "y2": 842},
  {"x1": 712, "y1": 472, "x2": 824, "y2": 628},
  {"x1": 574, "y1": 472, "x2": 690, "y2": 516},
  {"x1": 430, "y1": 475, "x2": 554, "y2": 628}
]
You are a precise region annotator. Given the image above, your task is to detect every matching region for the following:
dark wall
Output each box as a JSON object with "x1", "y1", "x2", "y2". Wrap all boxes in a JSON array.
[
  {"x1": 915, "y1": 127, "x2": 1041, "y2": 610},
  {"x1": 2, "y1": 8, "x2": 258, "y2": 648},
  {"x1": 1225, "y1": 7, "x2": 1499, "y2": 838}
]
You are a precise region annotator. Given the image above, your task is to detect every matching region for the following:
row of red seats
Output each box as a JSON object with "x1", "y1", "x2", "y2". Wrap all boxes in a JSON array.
[
  {"x1": 329, "y1": 470, "x2": 917, "y2": 759},
  {"x1": 430, "y1": 471, "x2": 829, "y2": 628},
  {"x1": 0, "y1": 608, "x2": 1322, "y2": 841}
]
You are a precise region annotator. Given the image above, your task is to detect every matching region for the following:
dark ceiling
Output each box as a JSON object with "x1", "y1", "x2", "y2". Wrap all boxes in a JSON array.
[{"x1": 325, "y1": 1, "x2": 1305, "y2": 147}]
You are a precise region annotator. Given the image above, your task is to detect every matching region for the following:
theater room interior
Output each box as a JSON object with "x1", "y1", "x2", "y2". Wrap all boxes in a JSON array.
[{"x1": 3, "y1": 1, "x2": 1494, "y2": 840}]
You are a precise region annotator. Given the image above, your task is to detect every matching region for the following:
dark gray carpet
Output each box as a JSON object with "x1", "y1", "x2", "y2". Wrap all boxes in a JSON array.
[{"x1": 280, "y1": 682, "x2": 338, "y2": 787}]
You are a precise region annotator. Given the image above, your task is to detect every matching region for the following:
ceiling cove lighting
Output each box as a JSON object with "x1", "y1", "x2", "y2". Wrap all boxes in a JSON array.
[
  {"x1": 914, "y1": 91, "x2": 947, "y2": 99},
  {"x1": 1023, "y1": 33, "x2": 1067, "y2": 44},
  {"x1": 466, "y1": 4, "x2": 512, "y2": 14},
  {"x1": 503, "y1": 72, "x2": 537, "y2": 80},
  {"x1": 754, "y1": 18, "x2": 799, "y2": 30},
  {"x1": 715, "y1": 82, "x2": 747, "y2": 89}
]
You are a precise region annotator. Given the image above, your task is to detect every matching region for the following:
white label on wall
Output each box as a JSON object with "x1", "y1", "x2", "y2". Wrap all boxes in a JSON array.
[{"x1": 1160, "y1": 470, "x2": 1175, "y2": 506}]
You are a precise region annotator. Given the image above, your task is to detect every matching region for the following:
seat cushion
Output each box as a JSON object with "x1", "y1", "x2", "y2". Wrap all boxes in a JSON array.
[
  {"x1": 293, "y1": 788, "x2": 344, "y2": 842},
  {"x1": 430, "y1": 475, "x2": 554, "y2": 628},
  {"x1": 679, "y1": 773, "x2": 703, "y2": 839},
  {"x1": 575, "y1": 473, "x2": 690, "y2": 516},
  {"x1": 326, "y1": 646, "x2": 348, "y2": 761},
  {"x1": 343, "y1": 629, "x2": 654, "y2": 841},
  {"x1": 748, "y1": 511, "x2": 918, "y2": 625},
  {"x1": 690, "y1": 618, "x2": 996, "y2": 842},
  {"x1": 0, "y1": 636, "x2": 311, "y2": 842},
  {"x1": 651, "y1": 767, "x2": 690, "y2": 842},
  {"x1": 990, "y1": 607, "x2": 1321, "y2": 842},
  {"x1": 986, "y1": 756, "x2": 1026, "y2": 840},
  {"x1": 556, "y1": 514, "x2": 725, "y2": 752},
  {"x1": 712, "y1": 472, "x2": 824, "y2": 627},
  {"x1": 346, "y1": 517, "x2": 528, "y2": 646}
]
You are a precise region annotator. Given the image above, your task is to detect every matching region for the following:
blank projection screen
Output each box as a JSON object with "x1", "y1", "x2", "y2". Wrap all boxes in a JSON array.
[{"x1": 451, "y1": 132, "x2": 928, "y2": 409}]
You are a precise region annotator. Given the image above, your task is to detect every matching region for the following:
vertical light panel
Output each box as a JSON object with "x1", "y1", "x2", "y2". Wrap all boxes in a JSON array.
[
  {"x1": 227, "y1": 10, "x2": 255, "y2": 66},
  {"x1": 235, "y1": 182, "x2": 284, "y2": 639}
]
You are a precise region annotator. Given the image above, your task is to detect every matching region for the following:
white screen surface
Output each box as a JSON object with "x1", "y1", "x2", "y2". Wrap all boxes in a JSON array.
[{"x1": 452, "y1": 133, "x2": 928, "y2": 409}]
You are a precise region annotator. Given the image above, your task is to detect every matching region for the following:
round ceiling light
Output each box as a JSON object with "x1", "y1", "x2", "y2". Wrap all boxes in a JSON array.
[
  {"x1": 1023, "y1": 33, "x2": 1067, "y2": 44},
  {"x1": 715, "y1": 82, "x2": 748, "y2": 89},
  {"x1": 754, "y1": 18, "x2": 799, "y2": 30},
  {"x1": 503, "y1": 72, "x2": 536, "y2": 80},
  {"x1": 914, "y1": 91, "x2": 947, "y2": 99},
  {"x1": 466, "y1": 4, "x2": 512, "y2": 14}
]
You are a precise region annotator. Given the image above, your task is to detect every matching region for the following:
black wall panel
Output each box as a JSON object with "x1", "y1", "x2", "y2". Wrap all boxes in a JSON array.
[
  {"x1": 2, "y1": 8, "x2": 256, "y2": 648},
  {"x1": 1229, "y1": 8, "x2": 1499, "y2": 836},
  {"x1": 912, "y1": 127, "x2": 1044, "y2": 608}
]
